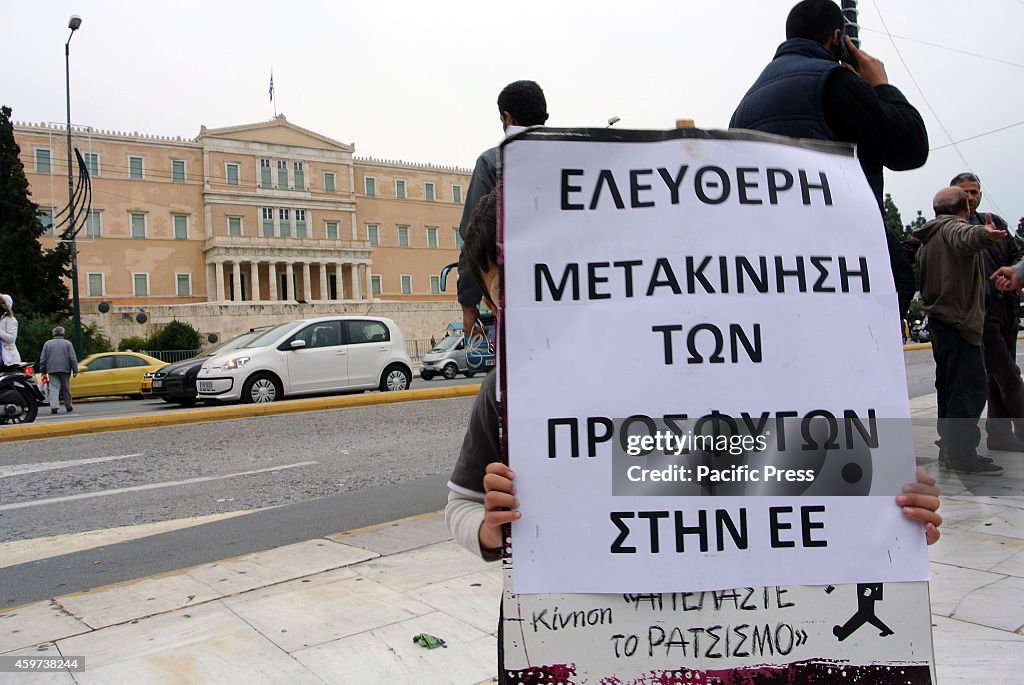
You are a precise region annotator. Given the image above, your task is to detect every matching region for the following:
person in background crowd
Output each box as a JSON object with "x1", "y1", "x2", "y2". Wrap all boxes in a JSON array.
[
  {"x1": 0, "y1": 294, "x2": 20, "y2": 371},
  {"x1": 38, "y1": 326, "x2": 79, "y2": 414},
  {"x1": 915, "y1": 187, "x2": 1007, "y2": 475}
]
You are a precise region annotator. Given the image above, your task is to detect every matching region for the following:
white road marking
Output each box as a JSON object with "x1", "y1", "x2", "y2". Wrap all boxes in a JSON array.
[
  {"x1": 0, "y1": 461, "x2": 319, "y2": 512},
  {"x1": 0, "y1": 454, "x2": 144, "y2": 478}
]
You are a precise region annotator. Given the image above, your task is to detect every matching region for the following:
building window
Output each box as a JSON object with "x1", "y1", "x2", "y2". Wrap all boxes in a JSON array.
[
  {"x1": 130, "y1": 212, "x2": 147, "y2": 238},
  {"x1": 228, "y1": 216, "x2": 242, "y2": 236},
  {"x1": 277, "y1": 160, "x2": 288, "y2": 188},
  {"x1": 85, "y1": 210, "x2": 101, "y2": 238},
  {"x1": 129, "y1": 155, "x2": 144, "y2": 180},
  {"x1": 260, "y1": 158, "x2": 272, "y2": 187},
  {"x1": 171, "y1": 159, "x2": 186, "y2": 183},
  {"x1": 426, "y1": 226, "x2": 438, "y2": 248},
  {"x1": 324, "y1": 171, "x2": 336, "y2": 193},
  {"x1": 172, "y1": 215, "x2": 188, "y2": 240},
  {"x1": 261, "y1": 207, "x2": 274, "y2": 237},
  {"x1": 176, "y1": 273, "x2": 192, "y2": 297},
  {"x1": 35, "y1": 148, "x2": 52, "y2": 173},
  {"x1": 430, "y1": 275, "x2": 440, "y2": 294},
  {"x1": 425, "y1": 182, "x2": 435, "y2": 202},
  {"x1": 87, "y1": 273, "x2": 104, "y2": 297},
  {"x1": 133, "y1": 273, "x2": 149, "y2": 296},
  {"x1": 84, "y1": 152, "x2": 100, "y2": 177},
  {"x1": 365, "y1": 176, "x2": 376, "y2": 196},
  {"x1": 38, "y1": 209, "x2": 54, "y2": 236},
  {"x1": 279, "y1": 208, "x2": 291, "y2": 237},
  {"x1": 326, "y1": 221, "x2": 339, "y2": 240},
  {"x1": 367, "y1": 224, "x2": 379, "y2": 246},
  {"x1": 295, "y1": 209, "x2": 307, "y2": 238},
  {"x1": 294, "y1": 161, "x2": 305, "y2": 189},
  {"x1": 453, "y1": 227, "x2": 463, "y2": 249},
  {"x1": 400, "y1": 275, "x2": 412, "y2": 295},
  {"x1": 226, "y1": 163, "x2": 240, "y2": 186},
  {"x1": 371, "y1": 275, "x2": 382, "y2": 296},
  {"x1": 452, "y1": 184, "x2": 462, "y2": 204},
  {"x1": 397, "y1": 225, "x2": 410, "y2": 247},
  {"x1": 395, "y1": 179, "x2": 406, "y2": 199}
]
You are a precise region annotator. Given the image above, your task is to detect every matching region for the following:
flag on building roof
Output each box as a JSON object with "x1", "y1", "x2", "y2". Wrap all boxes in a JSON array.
[{"x1": 269, "y1": 72, "x2": 274, "y2": 102}]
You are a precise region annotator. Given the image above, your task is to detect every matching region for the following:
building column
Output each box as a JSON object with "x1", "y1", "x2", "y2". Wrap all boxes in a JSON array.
[
  {"x1": 334, "y1": 263, "x2": 345, "y2": 300},
  {"x1": 268, "y1": 262, "x2": 278, "y2": 301},
  {"x1": 353, "y1": 264, "x2": 363, "y2": 301},
  {"x1": 251, "y1": 261, "x2": 262, "y2": 302},
  {"x1": 215, "y1": 261, "x2": 226, "y2": 303},
  {"x1": 365, "y1": 263, "x2": 373, "y2": 301},
  {"x1": 285, "y1": 263, "x2": 295, "y2": 301},
  {"x1": 232, "y1": 262, "x2": 242, "y2": 302},
  {"x1": 302, "y1": 262, "x2": 312, "y2": 302},
  {"x1": 318, "y1": 263, "x2": 328, "y2": 302}
]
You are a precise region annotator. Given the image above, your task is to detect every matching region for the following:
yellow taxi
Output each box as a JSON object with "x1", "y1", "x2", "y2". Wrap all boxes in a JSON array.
[{"x1": 71, "y1": 352, "x2": 166, "y2": 399}]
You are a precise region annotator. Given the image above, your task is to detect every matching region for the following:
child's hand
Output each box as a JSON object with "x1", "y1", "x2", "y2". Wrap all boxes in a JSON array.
[
  {"x1": 896, "y1": 466, "x2": 942, "y2": 545},
  {"x1": 479, "y1": 462, "x2": 519, "y2": 552}
]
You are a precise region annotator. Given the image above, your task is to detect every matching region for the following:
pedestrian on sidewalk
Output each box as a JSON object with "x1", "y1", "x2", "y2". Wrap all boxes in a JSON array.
[
  {"x1": 38, "y1": 326, "x2": 78, "y2": 414},
  {"x1": 915, "y1": 187, "x2": 1007, "y2": 474},
  {"x1": 951, "y1": 172, "x2": 1024, "y2": 452}
]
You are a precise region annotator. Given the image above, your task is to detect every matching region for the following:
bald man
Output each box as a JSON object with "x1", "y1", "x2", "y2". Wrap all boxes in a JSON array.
[{"x1": 914, "y1": 187, "x2": 1008, "y2": 474}]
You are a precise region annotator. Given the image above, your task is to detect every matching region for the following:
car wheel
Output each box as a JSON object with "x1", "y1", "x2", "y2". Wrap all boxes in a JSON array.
[
  {"x1": 420, "y1": 370, "x2": 434, "y2": 380},
  {"x1": 242, "y1": 373, "x2": 281, "y2": 403},
  {"x1": 442, "y1": 363, "x2": 458, "y2": 380},
  {"x1": 380, "y1": 365, "x2": 411, "y2": 392}
]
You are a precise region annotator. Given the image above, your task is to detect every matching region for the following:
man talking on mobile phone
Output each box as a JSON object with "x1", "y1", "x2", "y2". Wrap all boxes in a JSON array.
[{"x1": 730, "y1": 0, "x2": 928, "y2": 325}]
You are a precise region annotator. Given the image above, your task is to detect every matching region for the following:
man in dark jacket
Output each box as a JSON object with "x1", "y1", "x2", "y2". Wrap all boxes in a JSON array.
[
  {"x1": 915, "y1": 188, "x2": 1007, "y2": 474},
  {"x1": 39, "y1": 326, "x2": 79, "y2": 414},
  {"x1": 457, "y1": 81, "x2": 548, "y2": 337},
  {"x1": 951, "y1": 172, "x2": 1024, "y2": 452},
  {"x1": 730, "y1": 0, "x2": 928, "y2": 321}
]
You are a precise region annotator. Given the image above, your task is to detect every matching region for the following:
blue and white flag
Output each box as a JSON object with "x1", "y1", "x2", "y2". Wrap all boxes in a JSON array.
[{"x1": 269, "y1": 72, "x2": 274, "y2": 102}]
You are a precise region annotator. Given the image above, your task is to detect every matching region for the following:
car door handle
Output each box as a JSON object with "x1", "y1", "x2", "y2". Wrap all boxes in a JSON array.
[
  {"x1": 378, "y1": 346, "x2": 388, "y2": 351},
  {"x1": 336, "y1": 350, "x2": 346, "y2": 355}
]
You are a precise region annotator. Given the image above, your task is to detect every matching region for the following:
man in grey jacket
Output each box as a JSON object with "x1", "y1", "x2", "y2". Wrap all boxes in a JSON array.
[
  {"x1": 39, "y1": 326, "x2": 79, "y2": 414},
  {"x1": 915, "y1": 187, "x2": 1007, "y2": 474}
]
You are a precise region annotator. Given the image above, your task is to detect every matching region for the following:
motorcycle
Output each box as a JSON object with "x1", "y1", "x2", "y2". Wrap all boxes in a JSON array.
[{"x1": 0, "y1": 363, "x2": 46, "y2": 424}]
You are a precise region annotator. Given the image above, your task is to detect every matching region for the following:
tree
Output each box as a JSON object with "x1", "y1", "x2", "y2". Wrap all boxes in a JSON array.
[
  {"x1": 1015, "y1": 216, "x2": 1024, "y2": 249},
  {"x1": 904, "y1": 209, "x2": 927, "y2": 236},
  {"x1": 146, "y1": 320, "x2": 201, "y2": 351},
  {"x1": 0, "y1": 105, "x2": 71, "y2": 317},
  {"x1": 882, "y1": 193, "x2": 906, "y2": 241}
]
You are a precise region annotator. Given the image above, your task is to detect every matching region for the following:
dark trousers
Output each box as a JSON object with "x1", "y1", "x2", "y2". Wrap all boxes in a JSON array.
[
  {"x1": 983, "y1": 302, "x2": 1024, "y2": 440},
  {"x1": 930, "y1": 317, "x2": 988, "y2": 464}
]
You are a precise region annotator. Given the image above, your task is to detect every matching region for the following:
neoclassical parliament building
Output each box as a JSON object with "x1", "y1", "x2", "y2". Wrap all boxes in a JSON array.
[{"x1": 15, "y1": 115, "x2": 472, "y2": 342}]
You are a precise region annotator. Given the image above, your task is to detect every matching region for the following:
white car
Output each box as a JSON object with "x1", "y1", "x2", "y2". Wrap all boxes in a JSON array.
[{"x1": 196, "y1": 316, "x2": 413, "y2": 403}]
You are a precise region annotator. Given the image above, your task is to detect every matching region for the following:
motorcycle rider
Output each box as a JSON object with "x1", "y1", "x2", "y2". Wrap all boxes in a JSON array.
[{"x1": 0, "y1": 294, "x2": 20, "y2": 371}]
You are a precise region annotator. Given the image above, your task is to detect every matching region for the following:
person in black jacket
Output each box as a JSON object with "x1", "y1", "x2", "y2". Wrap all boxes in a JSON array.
[
  {"x1": 730, "y1": 0, "x2": 928, "y2": 321},
  {"x1": 952, "y1": 172, "x2": 1024, "y2": 452},
  {"x1": 457, "y1": 81, "x2": 548, "y2": 337}
]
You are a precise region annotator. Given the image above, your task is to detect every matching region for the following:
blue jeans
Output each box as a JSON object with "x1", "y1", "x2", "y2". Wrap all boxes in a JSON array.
[{"x1": 48, "y1": 372, "x2": 73, "y2": 410}]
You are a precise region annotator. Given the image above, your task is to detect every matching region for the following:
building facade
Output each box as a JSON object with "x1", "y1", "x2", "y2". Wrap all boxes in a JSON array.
[{"x1": 15, "y1": 115, "x2": 471, "y2": 343}]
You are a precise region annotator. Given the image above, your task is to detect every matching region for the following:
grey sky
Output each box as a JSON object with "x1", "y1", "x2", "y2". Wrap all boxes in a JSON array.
[{"x1": 3, "y1": 0, "x2": 1022, "y2": 223}]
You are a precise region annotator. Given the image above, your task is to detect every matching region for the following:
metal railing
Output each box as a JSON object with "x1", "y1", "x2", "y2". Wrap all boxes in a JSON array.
[
  {"x1": 406, "y1": 339, "x2": 437, "y2": 362},
  {"x1": 142, "y1": 349, "x2": 201, "y2": 363}
]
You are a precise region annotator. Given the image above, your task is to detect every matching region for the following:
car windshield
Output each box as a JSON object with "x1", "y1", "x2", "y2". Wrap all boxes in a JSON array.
[
  {"x1": 432, "y1": 335, "x2": 461, "y2": 352},
  {"x1": 240, "y1": 322, "x2": 303, "y2": 348},
  {"x1": 204, "y1": 330, "x2": 265, "y2": 356}
]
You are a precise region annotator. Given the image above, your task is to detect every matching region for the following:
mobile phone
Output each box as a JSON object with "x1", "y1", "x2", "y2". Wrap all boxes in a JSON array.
[{"x1": 839, "y1": 20, "x2": 859, "y2": 69}]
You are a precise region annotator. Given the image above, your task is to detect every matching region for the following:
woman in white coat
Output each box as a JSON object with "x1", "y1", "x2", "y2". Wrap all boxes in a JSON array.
[{"x1": 0, "y1": 293, "x2": 21, "y2": 370}]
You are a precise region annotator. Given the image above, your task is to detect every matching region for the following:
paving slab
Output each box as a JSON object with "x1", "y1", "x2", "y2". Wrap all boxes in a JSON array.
[
  {"x1": 329, "y1": 512, "x2": 453, "y2": 556},
  {"x1": 0, "y1": 601, "x2": 90, "y2": 654}
]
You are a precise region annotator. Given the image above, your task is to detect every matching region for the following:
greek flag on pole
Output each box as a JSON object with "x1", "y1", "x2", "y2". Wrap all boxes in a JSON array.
[{"x1": 269, "y1": 72, "x2": 275, "y2": 102}]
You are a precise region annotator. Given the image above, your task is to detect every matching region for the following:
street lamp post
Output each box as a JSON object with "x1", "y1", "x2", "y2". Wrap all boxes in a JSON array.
[{"x1": 65, "y1": 14, "x2": 83, "y2": 357}]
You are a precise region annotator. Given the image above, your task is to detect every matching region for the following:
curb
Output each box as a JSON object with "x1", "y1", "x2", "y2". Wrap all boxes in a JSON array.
[
  {"x1": 0, "y1": 384, "x2": 481, "y2": 443},
  {"x1": 902, "y1": 331, "x2": 1024, "y2": 353}
]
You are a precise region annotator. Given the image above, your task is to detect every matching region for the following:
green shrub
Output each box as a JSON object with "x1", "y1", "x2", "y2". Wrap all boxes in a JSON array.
[
  {"x1": 147, "y1": 320, "x2": 200, "y2": 351},
  {"x1": 117, "y1": 335, "x2": 149, "y2": 352},
  {"x1": 16, "y1": 315, "x2": 112, "y2": 363}
]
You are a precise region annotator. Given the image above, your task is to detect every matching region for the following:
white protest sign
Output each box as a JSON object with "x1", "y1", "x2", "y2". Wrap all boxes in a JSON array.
[{"x1": 500, "y1": 129, "x2": 930, "y2": 595}]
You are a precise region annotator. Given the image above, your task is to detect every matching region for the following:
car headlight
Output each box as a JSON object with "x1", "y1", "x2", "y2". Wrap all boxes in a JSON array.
[
  {"x1": 143, "y1": 372, "x2": 154, "y2": 379},
  {"x1": 223, "y1": 356, "x2": 251, "y2": 371},
  {"x1": 172, "y1": 367, "x2": 188, "y2": 376}
]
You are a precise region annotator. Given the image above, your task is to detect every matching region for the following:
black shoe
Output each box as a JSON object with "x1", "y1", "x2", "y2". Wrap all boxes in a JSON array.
[
  {"x1": 50, "y1": 409, "x2": 58, "y2": 415},
  {"x1": 939, "y1": 448, "x2": 993, "y2": 466},
  {"x1": 986, "y1": 436, "x2": 1024, "y2": 452},
  {"x1": 948, "y1": 459, "x2": 1004, "y2": 475},
  {"x1": 65, "y1": 406, "x2": 73, "y2": 413}
]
